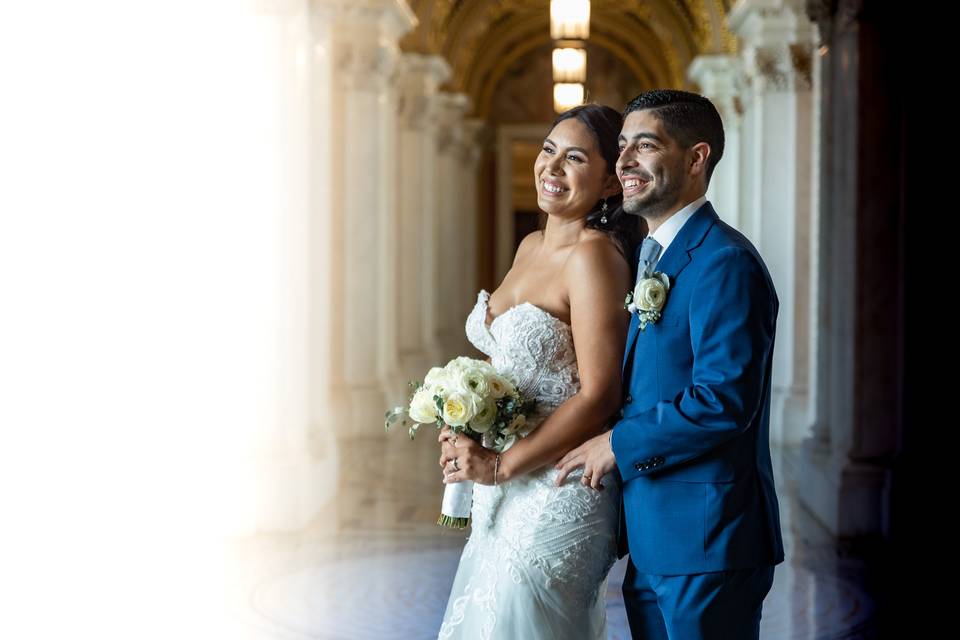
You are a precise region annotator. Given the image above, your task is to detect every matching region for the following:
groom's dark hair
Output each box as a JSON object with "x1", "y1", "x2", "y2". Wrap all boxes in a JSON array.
[{"x1": 623, "y1": 90, "x2": 725, "y2": 187}]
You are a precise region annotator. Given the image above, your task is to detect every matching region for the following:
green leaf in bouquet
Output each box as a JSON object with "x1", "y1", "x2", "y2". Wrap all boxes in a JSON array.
[{"x1": 384, "y1": 406, "x2": 406, "y2": 431}]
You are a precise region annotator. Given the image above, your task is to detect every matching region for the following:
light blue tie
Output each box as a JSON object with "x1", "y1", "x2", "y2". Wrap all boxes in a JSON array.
[{"x1": 636, "y1": 236, "x2": 662, "y2": 282}]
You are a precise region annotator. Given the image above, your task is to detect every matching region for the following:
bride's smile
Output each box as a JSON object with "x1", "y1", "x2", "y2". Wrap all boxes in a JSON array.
[{"x1": 540, "y1": 178, "x2": 568, "y2": 196}]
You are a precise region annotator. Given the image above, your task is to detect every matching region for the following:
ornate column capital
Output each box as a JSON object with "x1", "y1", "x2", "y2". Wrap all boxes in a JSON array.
[
  {"x1": 730, "y1": 0, "x2": 817, "y2": 92},
  {"x1": 397, "y1": 54, "x2": 451, "y2": 129},
  {"x1": 730, "y1": 0, "x2": 816, "y2": 45},
  {"x1": 331, "y1": 40, "x2": 399, "y2": 90},
  {"x1": 744, "y1": 42, "x2": 815, "y2": 91},
  {"x1": 687, "y1": 54, "x2": 746, "y2": 123},
  {"x1": 318, "y1": 0, "x2": 418, "y2": 91},
  {"x1": 461, "y1": 119, "x2": 490, "y2": 166},
  {"x1": 312, "y1": 0, "x2": 417, "y2": 40},
  {"x1": 434, "y1": 92, "x2": 472, "y2": 155},
  {"x1": 398, "y1": 53, "x2": 451, "y2": 87}
]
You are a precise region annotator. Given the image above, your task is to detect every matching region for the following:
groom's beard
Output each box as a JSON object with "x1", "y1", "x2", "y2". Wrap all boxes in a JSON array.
[{"x1": 622, "y1": 164, "x2": 686, "y2": 220}]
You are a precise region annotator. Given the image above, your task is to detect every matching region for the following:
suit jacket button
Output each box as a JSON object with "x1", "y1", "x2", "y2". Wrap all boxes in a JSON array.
[{"x1": 625, "y1": 394, "x2": 633, "y2": 404}]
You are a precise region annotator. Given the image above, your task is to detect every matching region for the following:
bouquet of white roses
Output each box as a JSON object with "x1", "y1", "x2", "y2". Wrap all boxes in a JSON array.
[{"x1": 385, "y1": 356, "x2": 535, "y2": 528}]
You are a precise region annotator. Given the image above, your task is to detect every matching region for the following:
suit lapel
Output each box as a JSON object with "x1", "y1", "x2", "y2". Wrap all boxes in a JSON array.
[
  {"x1": 621, "y1": 311, "x2": 640, "y2": 377},
  {"x1": 621, "y1": 202, "x2": 720, "y2": 378}
]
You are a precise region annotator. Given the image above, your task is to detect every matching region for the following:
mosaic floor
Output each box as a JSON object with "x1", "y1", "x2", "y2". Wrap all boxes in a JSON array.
[{"x1": 229, "y1": 445, "x2": 883, "y2": 639}]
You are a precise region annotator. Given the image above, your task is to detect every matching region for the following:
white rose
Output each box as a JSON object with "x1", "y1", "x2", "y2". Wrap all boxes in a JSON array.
[
  {"x1": 425, "y1": 367, "x2": 454, "y2": 396},
  {"x1": 424, "y1": 366, "x2": 446, "y2": 386},
  {"x1": 470, "y1": 397, "x2": 497, "y2": 433},
  {"x1": 458, "y1": 366, "x2": 491, "y2": 397},
  {"x1": 408, "y1": 387, "x2": 439, "y2": 424},
  {"x1": 635, "y1": 273, "x2": 670, "y2": 313},
  {"x1": 442, "y1": 391, "x2": 480, "y2": 427},
  {"x1": 446, "y1": 356, "x2": 475, "y2": 373},
  {"x1": 486, "y1": 373, "x2": 511, "y2": 399}
]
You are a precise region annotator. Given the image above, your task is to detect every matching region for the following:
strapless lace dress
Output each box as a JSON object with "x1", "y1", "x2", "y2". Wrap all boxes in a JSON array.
[{"x1": 437, "y1": 290, "x2": 620, "y2": 640}]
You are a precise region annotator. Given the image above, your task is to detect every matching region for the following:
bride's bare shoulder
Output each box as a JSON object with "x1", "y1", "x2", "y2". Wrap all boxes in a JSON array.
[
  {"x1": 518, "y1": 230, "x2": 543, "y2": 253},
  {"x1": 569, "y1": 231, "x2": 628, "y2": 269},
  {"x1": 511, "y1": 230, "x2": 544, "y2": 265},
  {"x1": 561, "y1": 232, "x2": 631, "y2": 299}
]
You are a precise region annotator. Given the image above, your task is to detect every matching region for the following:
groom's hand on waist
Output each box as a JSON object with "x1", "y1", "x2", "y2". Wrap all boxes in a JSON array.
[{"x1": 553, "y1": 431, "x2": 616, "y2": 491}]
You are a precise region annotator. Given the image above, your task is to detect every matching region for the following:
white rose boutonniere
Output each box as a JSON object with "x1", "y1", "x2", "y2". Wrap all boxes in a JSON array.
[{"x1": 624, "y1": 271, "x2": 671, "y2": 330}]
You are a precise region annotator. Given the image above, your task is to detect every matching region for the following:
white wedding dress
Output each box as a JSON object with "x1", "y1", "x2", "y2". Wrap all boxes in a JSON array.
[{"x1": 437, "y1": 289, "x2": 620, "y2": 640}]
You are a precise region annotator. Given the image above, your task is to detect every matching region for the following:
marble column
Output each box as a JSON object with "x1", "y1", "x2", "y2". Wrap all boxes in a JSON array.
[
  {"x1": 396, "y1": 54, "x2": 451, "y2": 382},
  {"x1": 433, "y1": 92, "x2": 473, "y2": 360},
  {"x1": 456, "y1": 118, "x2": 488, "y2": 356},
  {"x1": 307, "y1": 0, "x2": 416, "y2": 531},
  {"x1": 795, "y1": 0, "x2": 905, "y2": 540},
  {"x1": 730, "y1": 0, "x2": 816, "y2": 446},
  {"x1": 687, "y1": 54, "x2": 745, "y2": 231}
]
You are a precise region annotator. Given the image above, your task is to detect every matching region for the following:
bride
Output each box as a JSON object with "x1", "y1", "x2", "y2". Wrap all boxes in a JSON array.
[{"x1": 436, "y1": 103, "x2": 641, "y2": 639}]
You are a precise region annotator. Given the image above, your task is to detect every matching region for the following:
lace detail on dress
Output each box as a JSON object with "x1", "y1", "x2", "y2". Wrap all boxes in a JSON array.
[
  {"x1": 466, "y1": 290, "x2": 580, "y2": 418},
  {"x1": 439, "y1": 290, "x2": 619, "y2": 640}
]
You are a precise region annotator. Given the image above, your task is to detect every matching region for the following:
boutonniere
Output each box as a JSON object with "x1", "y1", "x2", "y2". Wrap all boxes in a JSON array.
[{"x1": 624, "y1": 271, "x2": 671, "y2": 330}]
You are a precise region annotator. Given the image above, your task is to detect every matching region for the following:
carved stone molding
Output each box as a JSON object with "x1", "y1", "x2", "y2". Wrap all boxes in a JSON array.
[
  {"x1": 731, "y1": 0, "x2": 816, "y2": 92},
  {"x1": 314, "y1": 0, "x2": 417, "y2": 41},
  {"x1": 687, "y1": 54, "x2": 745, "y2": 124},
  {"x1": 434, "y1": 93, "x2": 471, "y2": 155},
  {"x1": 743, "y1": 42, "x2": 814, "y2": 92},
  {"x1": 396, "y1": 54, "x2": 450, "y2": 128},
  {"x1": 321, "y1": 0, "x2": 417, "y2": 91},
  {"x1": 333, "y1": 38, "x2": 401, "y2": 90},
  {"x1": 460, "y1": 119, "x2": 489, "y2": 166}
]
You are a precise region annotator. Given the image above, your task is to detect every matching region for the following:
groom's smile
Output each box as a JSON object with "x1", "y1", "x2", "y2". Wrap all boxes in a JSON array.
[{"x1": 621, "y1": 176, "x2": 650, "y2": 197}]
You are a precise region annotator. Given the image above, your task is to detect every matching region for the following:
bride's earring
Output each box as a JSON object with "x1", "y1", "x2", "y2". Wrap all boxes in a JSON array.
[{"x1": 600, "y1": 199, "x2": 608, "y2": 224}]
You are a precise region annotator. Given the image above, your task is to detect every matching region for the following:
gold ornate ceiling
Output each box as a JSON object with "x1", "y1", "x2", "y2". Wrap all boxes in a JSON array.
[{"x1": 401, "y1": 0, "x2": 737, "y2": 117}]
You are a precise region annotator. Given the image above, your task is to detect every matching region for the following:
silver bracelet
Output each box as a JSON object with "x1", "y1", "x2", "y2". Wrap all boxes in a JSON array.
[{"x1": 494, "y1": 453, "x2": 501, "y2": 486}]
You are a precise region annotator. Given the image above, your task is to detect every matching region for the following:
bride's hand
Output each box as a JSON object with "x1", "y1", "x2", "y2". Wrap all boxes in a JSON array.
[{"x1": 438, "y1": 426, "x2": 497, "y2": 485}]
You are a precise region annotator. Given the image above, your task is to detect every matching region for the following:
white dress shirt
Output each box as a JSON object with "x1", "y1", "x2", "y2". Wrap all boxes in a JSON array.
[{"x1": 645, "y1": 194, "x2": 707, "y2": 266}]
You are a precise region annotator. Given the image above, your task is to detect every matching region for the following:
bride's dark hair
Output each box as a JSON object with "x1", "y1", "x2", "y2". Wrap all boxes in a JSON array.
[{"x1": 549, "y1": 103, "x2": 642, "y2": 259}]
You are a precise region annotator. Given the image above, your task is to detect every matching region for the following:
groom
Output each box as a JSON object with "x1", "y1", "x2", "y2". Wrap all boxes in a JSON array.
[{"x1": 555, "y1": 90, "x2": 784, "y2": 639}]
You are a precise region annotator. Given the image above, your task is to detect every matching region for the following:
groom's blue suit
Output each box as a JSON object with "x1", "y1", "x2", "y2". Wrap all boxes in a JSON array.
[{"x1": 611, "y1": 201, "x2": 785, "y2": 639}]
